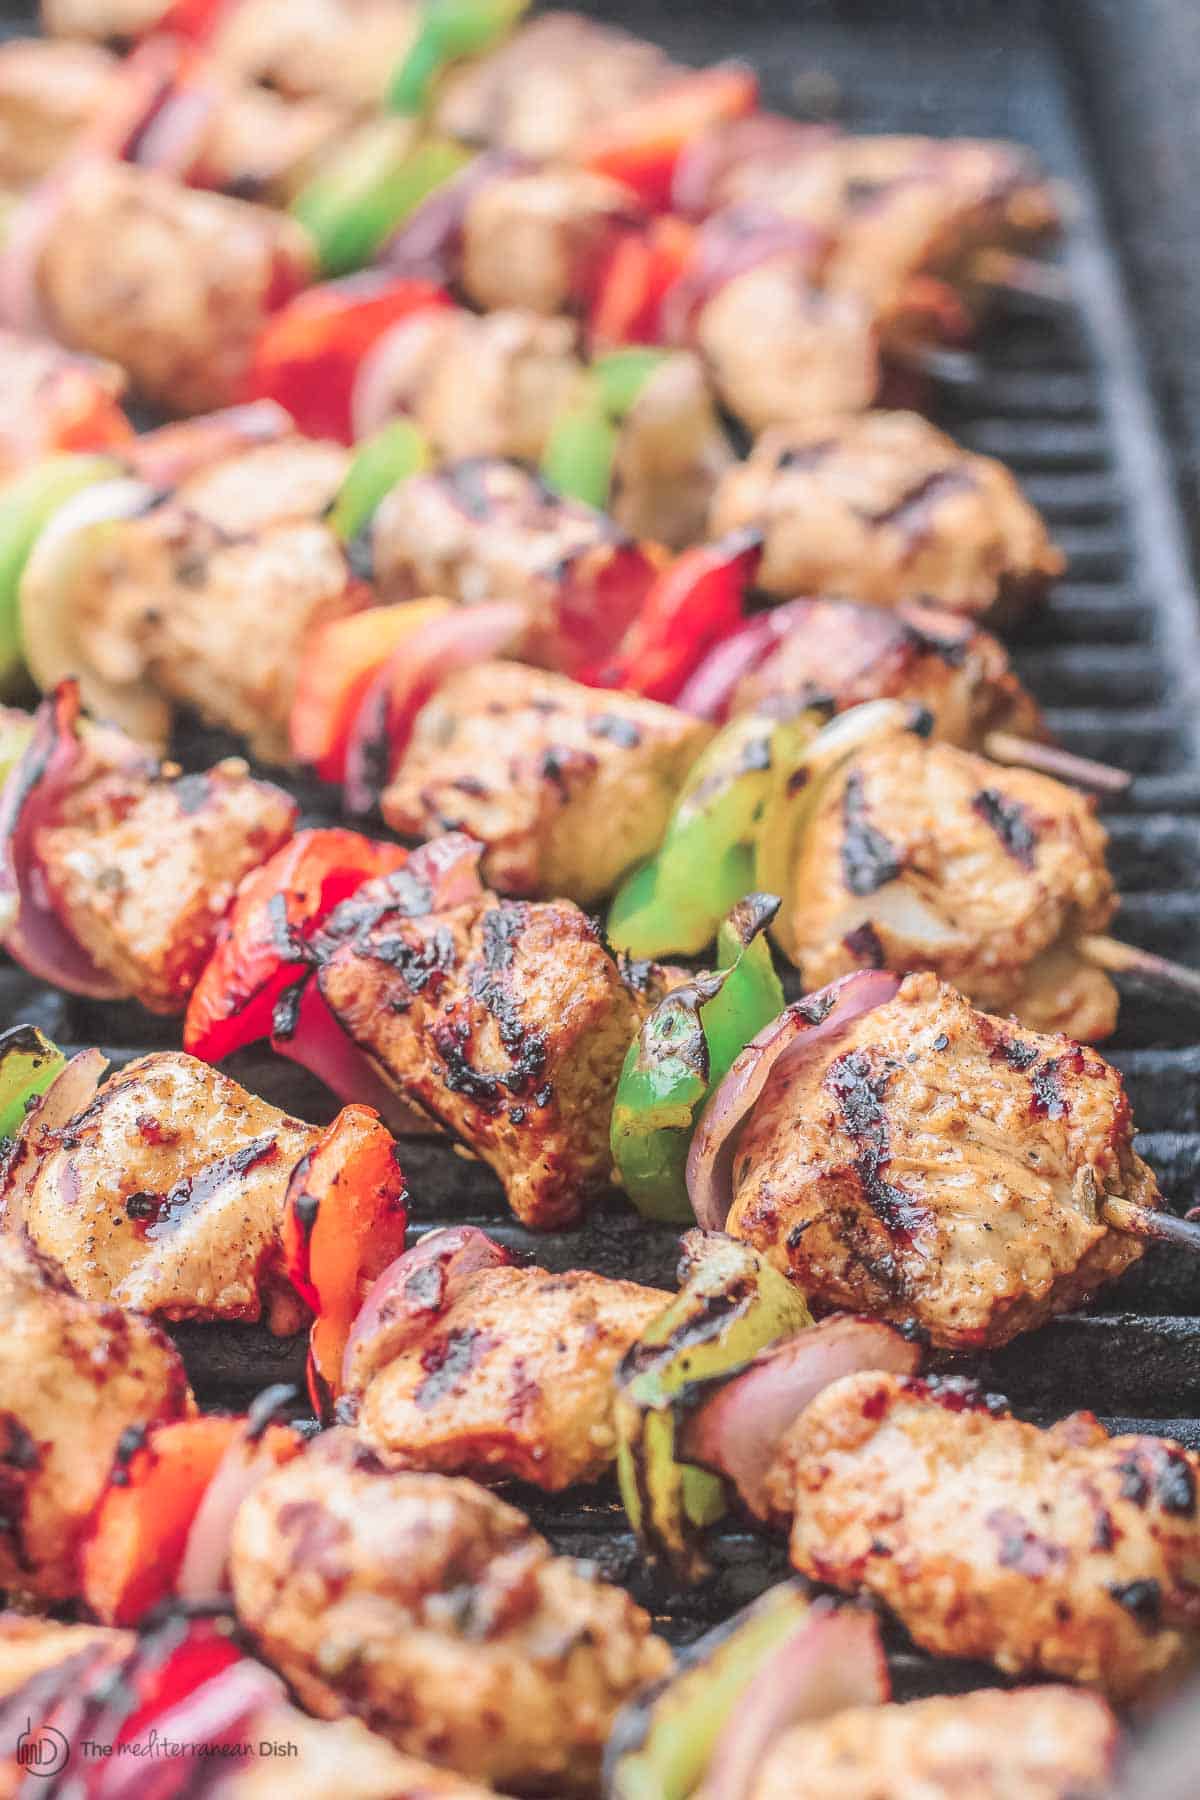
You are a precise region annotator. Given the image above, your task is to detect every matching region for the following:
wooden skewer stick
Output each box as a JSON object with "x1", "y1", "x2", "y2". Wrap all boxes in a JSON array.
[
  {"x1": 971, "y1": 250, "x2": 1072, "y2": 317},
  {"x1": 1101, "y1": 1195, "x2": 1200, "y2": 1254},
  {"x1": 1079, "y1": 934, "x2": 1200, "y2": 1007},
  {"x1": 983, "y1": 730, "x2": 1133, "y2": 797}
]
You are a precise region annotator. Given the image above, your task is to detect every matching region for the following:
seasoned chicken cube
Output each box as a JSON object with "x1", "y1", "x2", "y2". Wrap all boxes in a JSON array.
[
  {"x1": 434, "y1": 11, "x2": 674, "y2": 160},
  {"x1": 730, "y1": 598, "x2": 1046, "y2": 751},
  {"x1": 170, "y1": 436, "x2": 351, "y2": 536},
  {"x1": 0, "y1": 328, "x2": 129, "y2": 480},
  {"x1": 727, "y1": 973, "x2": 1157, "y2": 1349},
  {"x1": 0, "y1": 38, "x2": 115, "y2": 187},
  {"x1": 709, "y1": 411, "x2": 1064, "y2": 619},
  {"x1": 40, "y1": 0, "x2": 163, "y2": 42},
  {"x1": 0, "y1": 1237, "x2": 191, "y2": 1602},
  {"x1": 460, "y1": 168, "x2": 634, "y2": 316},
  {"x1": 750, "y1": 1685, "x2": 1118, "y2": 1800},
  {"x1": 6, "y1": 1052, "x2": 319, "y2": 1330},
  {"x1": 352, "y1": 1264, "x2": 668, "y2": 1489},
  {"x1": 231, "y1": 1431, "x2": 672, "y2": 1792},
  {"x1": 369, "y1": 306, "x2": 583, "y2": 466},
  {"x1": 37, "y1": 749, "x2": 296, "y2": 1014},
  {"x1": 779, "y1": 728, "x2": 1118, "y2": 1036},
  {"x1": 380, "y1": 661, "x2": 710, "y2": 904},
  {"x1": 608, "y1": 349, "x2": 735, "y2": 548},
  {"x1": 769, "y1": 1370, "x2": 1200, "y2": 1701},
  {"x1": 193, "y1": 80, "x2": 346, "y2": 206},
  {"x1": 36, "y1": 160, "x2": 313, "y2": 413},
  {"x1": 209, "y1": 0, "x2": 418, "y2": 112},
  {"x1": 313, "y1": 852, "x2": 663, "y2": 1227}
]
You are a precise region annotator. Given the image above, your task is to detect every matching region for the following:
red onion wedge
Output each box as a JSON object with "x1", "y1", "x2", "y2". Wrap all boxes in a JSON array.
[
  {"x1": 102, "y1": 1658, "x2": 283, "y2": 1800},
  {"x1": 683, "y1": 1316, "x2": 921, "y2": 1523},
  {"x1": 659, "y1": 209, "x2": 826, "y2": 348},
  {"x1": 686, "y1": 970, "x2": 902, "y2": 1232},
  {"x1": 382, "y1": 151, "x2": 523, "y2": 287},
  {"x1": 673, "y1": 607, "x2": 798, "y2": 722},
  {"x1": 177, "y1": 1386, "x2": 301, "y2": 1606},
  {"x1": 0, "y1": 1045, "x2": 107, "y2": 1222},
  {"x1": 0, "y1": 682, "x2": 151, "y2": 999},
  {"x1": 127, "y1": 400, "x2": 294, "y2": 490},
  {"x1": 341, "y1": 1225, "x2": 512, "y2": 1400},
  {"x1": 342, "y1": 599, "x2": 528, "y2": 814},
  {"x1": 701, "y1": 1601, "x2": 889, "y2": 1800},
  {"x1": 272, "y1": 969, "x2": 426, "y2": 1134}
]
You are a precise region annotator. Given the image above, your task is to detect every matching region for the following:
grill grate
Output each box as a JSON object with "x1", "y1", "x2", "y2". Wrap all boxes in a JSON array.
[{"x1": 5, "y1": 0, "x2": 1200, "y2": 1688}]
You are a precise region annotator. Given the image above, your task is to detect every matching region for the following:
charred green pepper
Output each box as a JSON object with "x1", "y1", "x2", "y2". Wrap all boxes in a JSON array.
[
  {"x1": 0, "y1": 454, "x2": 123, "y2": 696},
  {"x1": 608, "y1": 705, "x2": 824, "y2": 959},
  {"x1": 614, "y1": 1231, "x2": 811, "y2": 1581},
  {"x1": 0, "y1": 1024, "x2": 66, "y2": 1142},
  {"x1": 388, "y1": 0, "x2": 530, "y2": 116},
  {"x1": 611, "y1": 894, "x2": 784, "y2": 1222},
  {"x1": 292, "y1": 121, "x2": 471, "y2": 277},
  {"x1": 327, "y1": 419, "x2": 431, "y2": 544},
  {"x1": 541, "y1": 348, "x2": 671, "y2": 513}
]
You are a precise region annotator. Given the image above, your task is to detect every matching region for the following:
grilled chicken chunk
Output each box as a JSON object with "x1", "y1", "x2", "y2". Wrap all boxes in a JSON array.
[
  {"x1": 380, "y1": 661, "x2": 710, "y2": 904},
  {"x1": 208, "y1": 0, "x2": 418, "y2": 112},
  {"x1": 434, "y1": 11, "x2": 674, "y2": 160},
  {"x1": 608, "y1": 349, "x2": 735, "y2": 548},
  {"x1": 0, "y1": 328, "x2": 128, "y2": 480},
  {"x1": 0, "y1": 37, "x2": 114, "y2": 186},
  {"x1": 729, "y1": 598, "x2": 1045, "y2": 751},
  {"x1": 0, "y1": 1236, "x2": 191, "y2": 1602},
  {"x1": 231, "y1": 1431, "x2": 672, "y2": 1792},
  {"x1": 710, "y1": 411, "x2": 1064, "y2": 618},
  {"x1": 460, "y1": 167, "x2": 634, "y2": 316},
  {"x1": 749, "y1": 1685, "x2": 1119, "y2": 1800},
  {"x1": 36, "y1": 738, "x2": 296, "y2": 1014},
  {"x1": 35, "y1": 160, "x2": 313, "y2": 413},
  {"x1": 351, "y1": 1263, "x2": 668, "y2": 1489},
  {"x1": 727, "y1": 973, "x2": 1157, "y2": 1348},
  {"x1": 5, "y1": 1052, "x2": 318, "y2": 1330},
  {"x1": 779, "y1": 728, "x2": 1117, "y2": 1036},
  {"x1": 311, "y1": 844, "x2": 668, "y2": 1227},
  {"x1": 770, "y1": 1371, "x2": 1200, "y2": 1701},
  {"x1": 40, "y1": 0, "x2": 164, "y2": 42}
]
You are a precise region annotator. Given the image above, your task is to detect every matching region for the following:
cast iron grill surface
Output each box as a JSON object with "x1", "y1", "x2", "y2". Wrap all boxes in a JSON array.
[{"x1": 5, "y1": 0, "x2": 1200, "y2": 1686}]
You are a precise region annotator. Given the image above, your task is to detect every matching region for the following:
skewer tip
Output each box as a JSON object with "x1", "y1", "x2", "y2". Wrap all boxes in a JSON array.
[
  {"x1": 1102, "y1": 1195, "x2": 1200, "y2": 1254},
  {"x1": 983, "y1": 731, "x2": 1133, "y2": 797},
  {"x1": 1079, "y1": 935, "x2": 1200, "y2": 1008}
]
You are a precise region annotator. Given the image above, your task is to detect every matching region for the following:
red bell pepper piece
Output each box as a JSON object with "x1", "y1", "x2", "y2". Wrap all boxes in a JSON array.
[
  {"x1": 155, "y1": 0, "x2": 237, "y2": 44},
  {"x1": 184, "y1": 828, "x2": 408, "y2": 1064},
  {"x1": 575, "y1": 64, "x2": 760, "y2": 212},
  {"x1": 283, "y1": 1104, "x2": 410, "y2": 1413},
  {"x1": 590, "y1": 215, "x2": 698, "y2": 348},
  {"x1": 243, "y1": 273, "x2": 452, "y2": 443},
  {"x1": 596, "y1": 530, "x2": 763, "y2": 704}
]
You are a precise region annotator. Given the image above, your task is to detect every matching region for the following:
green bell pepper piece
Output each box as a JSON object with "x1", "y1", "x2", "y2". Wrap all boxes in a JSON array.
[
  {"x1": 292, "y1": 122, "x2": 471, "y2": 277},
  {"x1": 540, "y1": 349, "x2": 670, "y2": 512},
  {"x1": 328, "y1": 419, "x2": 431, "y2": 543},
  {"x1": 592, "y1": 347, "x2": 671, "y2": 418},
  {"x1": 605, "y1": 1581, "x2": 817, "y2": 1800},
  {"x1": 389, "y1": 0, "x2": 530, "y2": 116},
  {"x1": 611, "y1": 894, "x2": 784, "y2": 1222},
  {"x1": 608, "y1": 707, "x2": 823, "y2": 959},
  {"x1": 0, "y1": 1025, "x2": 66, "y2": 1143},
  {"x1": 615, "y1": 1231, "x2": 812, "y2": 1581},
  {"x1": 0, "y1": 454, "x2": 123, "y2": 697}
]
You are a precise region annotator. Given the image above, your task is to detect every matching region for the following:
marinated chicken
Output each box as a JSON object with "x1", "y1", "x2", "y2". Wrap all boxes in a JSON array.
[
  {"x1": 769, "y1": 1370, "x2": 1200, "y2": 1701},
  {"x1": 208, "y1": 0, "x2": 418, "y2": 112},
  {"x1": 3, "y1": 1051, "x2": 319, "y2": 1329},
  {"x1": 34, "y1": 159, "x2": 313, "y2": 412},
  {"x1": 370, "y1": 458, "x2": 653, "y2": 673},
  {"x1": 0, "y1": 1235, "x2": 191, "y2": 1602},
  {"x1": 0, "y1": 1616, "x2": 492, "y2": 1799},
  {"x1": 35, "y1": 731, "x2": 296, "y2": 1013},
  {"x1": 728, "y1": 598, "x2": 1046, "y2": 751},
  {"x1": 231, "y1": 1430, "x2": 672, "y2": 1792},
  {"x1": 749, "y1": 1685, "x2": 1119, "y2": 1800},
  {"x1": 778, "y1": 724, "x2": 1118, "y2": 1036},
  {"x1": 0, "y1": 327, "x2": 129, "y2": 479},
  {"x1": 434, "y1": 11, "x2": 675, "y2": 160},
  {"x1": 459, "y1": 166, "x2": 635, "y2": 316},
  {"x1": 40, "y1": 0, "x2": 164, "y2": 43},
  {"x1": 0, "y1": 37, "x2": 114, "y2": 187},
  {"x1": 350, "y1": 1261, "x2": 669, "y2": 1489},
  {"x1": 380, "y1": 661, "x2": 711, "y2": 904},
  {"x1": 726, "y1": 972, "x2": 1157, "y2": 1348},
  {"x1": 709, "y1": 411, "x2": 1065, "y2": 618},
  {"x1": 310, "y1": 840, "x2": 671, "y2": 1227}
]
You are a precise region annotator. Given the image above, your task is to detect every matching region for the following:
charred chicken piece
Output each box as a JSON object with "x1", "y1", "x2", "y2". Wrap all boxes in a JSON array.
[
  {"x1": 231, "y1": 1430, "x2": 672, "y2": 1793},
  {"x1": 727, "y1": 972, "x2": 1157, "y2": 1349},
  {"x1": 729, "y1": 597, "x2": 1045, "y2": 752},
  {"x1": 380, "y1": 660, "x2": 711, "y2": 904},
  {"x1": 0, "y1": 327, "x2": 129, "y2": 479},
  {"x1": 349, "y1": 1254, "x2": 669, "y2": 1489},
  {"x1": 0, "y1": 1235, "x2": 191, "y2": 1602},
  {"x1": 459, "y1": 166, "x2": 636, "y2": 317},
  {"x1": 749, "y1": 1684, "x2": 1119, "y2": 1800},
  {"x1": 779, "y1": 725, "x2": 1117, "y2": 1036},
  {"x1": 769, "y1": 1370, "x2": 1200, "y2": 1702},
  {"x1": 28, "y1": 709, "x2": 296, "y2": 1014},
  {"x1": 310, "y1": 840, "x2": 671, "y2": 1228},
  {"x1": 433, "y1": 10, "x2": 675, "y2": 160},
  {"x1": 709, "y1": 411, "x2": 1064, "y2": 620},
  {"x1": 33, "y1": 160, "x2": 313, "y2": 413},
  {"x1": 370, "y1": 458, "x2": 655, "y2": 674},
  {"x1": 3, "y1": 1050, "x2": 319, "y2": 1331}
]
